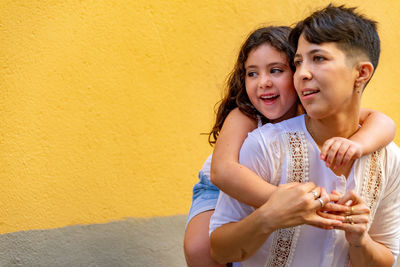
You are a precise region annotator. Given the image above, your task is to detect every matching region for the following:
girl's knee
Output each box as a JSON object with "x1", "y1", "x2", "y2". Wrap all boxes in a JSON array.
[{"x1": 184, "y1": 226, "x2": 211, "y2": 260}]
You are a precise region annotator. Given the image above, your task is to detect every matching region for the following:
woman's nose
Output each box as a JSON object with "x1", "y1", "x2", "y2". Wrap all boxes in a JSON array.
[{"x1": 296, "y1": 64, "x2": 312, "y2": 81}]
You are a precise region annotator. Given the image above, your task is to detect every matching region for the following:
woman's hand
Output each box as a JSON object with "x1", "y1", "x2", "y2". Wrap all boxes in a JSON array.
[
  {"x1": 320, "y1": 137, "x2": 362, "y2": 169},
  {"x1": 321, "y1": 191, "x2": 394, "y2": 267},
  {"x1": 258, "y1": 182, "x2": 344, "y2": 232},
  {"x1": 321, "y1": 190, "x2": 370, "y2": 246},
  {"x1": 210, "y1": 183, "x2": 342, "y2": 264}
]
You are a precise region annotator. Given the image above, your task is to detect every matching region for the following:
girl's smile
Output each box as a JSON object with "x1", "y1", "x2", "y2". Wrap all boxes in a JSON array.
[{"x1": 244, "y1": 43, "x2": 298, "y2": 123}]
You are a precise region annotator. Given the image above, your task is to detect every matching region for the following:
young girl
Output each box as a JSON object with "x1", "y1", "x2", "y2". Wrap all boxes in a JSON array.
[{"x1": 183, "y1": 26, "x2": 395, "y2": 267}]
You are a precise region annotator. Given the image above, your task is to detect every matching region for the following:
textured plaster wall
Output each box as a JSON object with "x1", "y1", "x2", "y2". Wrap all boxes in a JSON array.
[{"x1": 1, "y1": 0, "x2": 400, "y2": 265}]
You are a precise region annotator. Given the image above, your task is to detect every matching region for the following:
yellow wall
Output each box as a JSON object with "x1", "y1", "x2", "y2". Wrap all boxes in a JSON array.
[{"x1": 1, "y1": 0, "x2": 399, "y2": 234}]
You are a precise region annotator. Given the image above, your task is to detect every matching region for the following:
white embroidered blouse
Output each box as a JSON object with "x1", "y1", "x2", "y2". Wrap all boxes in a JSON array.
[{"x1": 209, "y1": 114, "x2": 400, "y2": 267}]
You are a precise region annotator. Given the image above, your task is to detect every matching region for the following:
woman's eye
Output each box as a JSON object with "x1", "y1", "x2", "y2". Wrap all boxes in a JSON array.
[
  {"x1": 271, "y1": 68, "x2": 283, "y2": 74},
  {"x1": 294, "y1": 60, "x2": 302, "y2": 67},
  {"x1": 313, "y1": 56, "x2": 325, "y2": 62}
]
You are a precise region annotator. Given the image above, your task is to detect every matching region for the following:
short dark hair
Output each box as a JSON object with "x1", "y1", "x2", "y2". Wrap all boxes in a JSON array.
[{"x1": 289, "y1": 4, "x2": 380, "y2": 70}]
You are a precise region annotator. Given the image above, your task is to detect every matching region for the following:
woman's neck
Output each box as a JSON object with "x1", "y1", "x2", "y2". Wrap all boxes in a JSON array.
[
  {"x1": 305, "y1": 112, "x2": 360, "y2": 149},
  {"x1": 305, "y1": 112, "x2": 360, "y2": 178}
]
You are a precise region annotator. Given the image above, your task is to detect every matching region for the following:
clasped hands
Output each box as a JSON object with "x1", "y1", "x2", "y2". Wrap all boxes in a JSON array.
[
  {"x1": 318, "y1": 188, "x2": 370, "y2": 247},
  {"x1": 260, "y1": 182, "x2": 370, "y2": 247}
]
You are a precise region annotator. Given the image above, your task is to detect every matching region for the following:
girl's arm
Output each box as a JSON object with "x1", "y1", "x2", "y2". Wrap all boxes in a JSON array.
[
  {"x1": 210, "y1": 108, "x2": 276, "y2": 208},
  {"x1": 321, "y1": 108, "x2": 396, "y2": 169},
  {"x1": 354, "y1": 108, "x2": 396, "y2": 152}
]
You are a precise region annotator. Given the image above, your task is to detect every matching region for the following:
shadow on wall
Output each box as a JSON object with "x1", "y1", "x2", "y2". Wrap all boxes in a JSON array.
[{"x1": 0, "y1": 216, "x2": 187, "y2": 267}]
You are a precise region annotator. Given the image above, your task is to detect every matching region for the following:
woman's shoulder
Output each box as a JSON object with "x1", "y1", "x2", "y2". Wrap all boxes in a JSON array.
[
  {"x1": 382, "y1": 142, "x2": 400, "y2": 173},
  {"x1": 250, "y1": 115, "x2": 305, "y2": 139},
  {"x1": 274, "y1": 114, "x2": 306, "y2": 132},
  {"x1": 241, "y1": 115, "x2": 305, "y2": 157},
  {"x1": 244, "y1": 124, "x2": 286, "y2": 157}
]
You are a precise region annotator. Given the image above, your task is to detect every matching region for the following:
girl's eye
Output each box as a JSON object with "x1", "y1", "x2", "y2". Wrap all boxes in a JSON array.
[
  {"x1": 271, "y1": 68, "x2": 283, "y2": 74},
  {"x1": 247, "y1": 71, "x2": 257, "y2": 77}
]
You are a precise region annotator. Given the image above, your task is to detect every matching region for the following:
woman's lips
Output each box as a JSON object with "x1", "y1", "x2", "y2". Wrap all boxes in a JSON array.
[{"x1": 301, "y1": 89, "x2": 320, "y2": 100}]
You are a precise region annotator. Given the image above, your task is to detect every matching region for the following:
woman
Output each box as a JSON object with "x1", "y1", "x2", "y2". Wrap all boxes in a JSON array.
[{"x1": 209, "y1": 4, "x2": 400, "y2": 267}]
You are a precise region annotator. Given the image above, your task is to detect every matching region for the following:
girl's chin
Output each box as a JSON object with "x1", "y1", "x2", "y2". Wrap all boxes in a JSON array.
[{"x1": 267, "y1": 114, "x2": 287, "y2": 123}]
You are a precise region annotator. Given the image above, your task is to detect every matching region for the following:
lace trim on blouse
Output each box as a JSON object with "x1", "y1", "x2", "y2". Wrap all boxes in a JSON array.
[
  {"x1": 361, "y1": 149, "x2": 383, "y2": 229},
  {"x1": 264, "y1": 132, "x2": 308, "y2": 267},
  {"x1": 264, "y1": 134, "x2": 383, "y2": 266}
]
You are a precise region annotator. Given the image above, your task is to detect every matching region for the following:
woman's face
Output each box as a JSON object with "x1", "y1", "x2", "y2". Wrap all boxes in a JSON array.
[
  {"x1": 244, "y1": 43, "x2": 298, "y2": 123},
  {"x1": 293, "y1": 35, "x2": 359, "y2": 119}
]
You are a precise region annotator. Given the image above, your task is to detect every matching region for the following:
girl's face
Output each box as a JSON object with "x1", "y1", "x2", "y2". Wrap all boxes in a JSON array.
[
  {"x1": 293, "y1": 35, "x2": 359, "y2": 119},
  {"x1": 244, "y1": 43, "x2": 298, "y2": 123}
]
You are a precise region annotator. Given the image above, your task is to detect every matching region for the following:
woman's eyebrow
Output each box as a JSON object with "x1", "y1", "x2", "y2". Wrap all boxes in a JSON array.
[
  {"x1": 308, "y1": 48, "x2": 326, "y2": 55},
  {"x1": 295, "y1": 48, "x2": 327, "y2": 59}
]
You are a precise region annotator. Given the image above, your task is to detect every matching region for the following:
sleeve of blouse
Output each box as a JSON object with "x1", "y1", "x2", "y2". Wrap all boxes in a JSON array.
[
  {"x1": 209, "y1": 125, "x2": 282, "y2": 234},
  {"x1": 238, "y1": 126, "x2": 282, "y2": 182},
  {"x1": 368, "y1": 143, "x2": 400, "y2": 260}
]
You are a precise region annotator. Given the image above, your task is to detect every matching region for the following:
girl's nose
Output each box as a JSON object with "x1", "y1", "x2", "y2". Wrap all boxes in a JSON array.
[{"x1": 259, "y1": 75, "x2": 272, "y2": 88}]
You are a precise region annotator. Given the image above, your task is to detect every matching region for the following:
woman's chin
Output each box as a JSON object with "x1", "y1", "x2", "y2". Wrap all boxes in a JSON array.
[{"x1": 304, "y1": 109, "x2": 327, "y2": 120}]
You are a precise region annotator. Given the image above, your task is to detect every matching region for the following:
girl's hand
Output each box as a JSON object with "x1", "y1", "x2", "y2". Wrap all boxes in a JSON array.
[{"x1": 320, "y1": 137, "x2": 363, "y2": 169}]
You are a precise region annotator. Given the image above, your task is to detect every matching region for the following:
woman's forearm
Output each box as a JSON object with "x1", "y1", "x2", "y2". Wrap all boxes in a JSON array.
[
  {"x1": 210, "y1": 183, "x2": 343, "y2": 263},
  {"x1": 210, "y1": 208, "x2": 274, "y2": 263},
  {"x1": 349, "y1": 233, "x2": 394, "y2": 267}
]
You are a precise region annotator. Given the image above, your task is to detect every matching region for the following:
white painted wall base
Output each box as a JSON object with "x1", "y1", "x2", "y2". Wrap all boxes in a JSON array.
[{"x1": 0, "y1": 216, "x2": 187, "y2": 267}]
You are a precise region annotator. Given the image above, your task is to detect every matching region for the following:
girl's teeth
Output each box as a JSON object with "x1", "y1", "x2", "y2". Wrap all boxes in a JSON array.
[{"x1": 261, "y1": 95, "x2": 278, "y2": 99}]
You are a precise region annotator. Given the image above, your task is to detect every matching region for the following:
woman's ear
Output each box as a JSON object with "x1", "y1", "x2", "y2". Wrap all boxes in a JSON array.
[{"x1": 354, "y1": 62, "x2": 374, "y2": 92}]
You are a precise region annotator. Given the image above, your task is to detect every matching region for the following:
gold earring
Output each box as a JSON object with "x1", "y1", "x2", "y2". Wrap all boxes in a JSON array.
[{"x1": 354, "y1": 82, "x2": 361, "y2": 93}]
